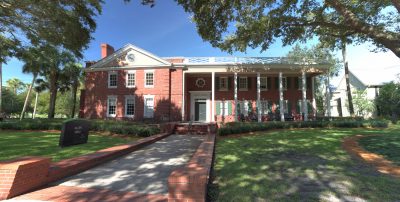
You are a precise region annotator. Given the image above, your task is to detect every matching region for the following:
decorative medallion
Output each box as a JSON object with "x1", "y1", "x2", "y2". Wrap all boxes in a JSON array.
[
  {"x1": 195, "y1": 78, "x2": 206, "y2": 88},
  {"x1": 125, "y1": 51, "x2": 135, "y2": 63}
]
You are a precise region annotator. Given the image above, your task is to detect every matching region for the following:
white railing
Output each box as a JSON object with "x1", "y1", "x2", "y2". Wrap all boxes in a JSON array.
[{"x1": 182, "y1": 57, "x2": 328, "y2": 65}]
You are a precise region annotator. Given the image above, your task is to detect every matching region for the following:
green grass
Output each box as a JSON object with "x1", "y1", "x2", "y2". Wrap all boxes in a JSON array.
[
  {"x1": 209, "y1": 125, "x2": 400, "y2": 201},
  {"x1": 0, "y1": 131, "x2": 132, "y2": 162},
  {"x1": 359, "y1": 124, "x2": 400, "y2": 166}
]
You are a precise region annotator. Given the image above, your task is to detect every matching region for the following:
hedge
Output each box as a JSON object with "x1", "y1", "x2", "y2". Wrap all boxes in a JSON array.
[
  {"x1": 0, "y1": 119, "x2": 160, "y2": 137},
  {"x1": 218, "y1": 120, "x2": 389, "y2": 136}
]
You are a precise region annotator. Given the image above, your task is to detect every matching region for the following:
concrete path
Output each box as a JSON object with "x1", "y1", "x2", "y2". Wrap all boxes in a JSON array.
[
  {"x1": 8, "y1": 135, "x2": 204, "y2": 202},
  {"x1": 56, "y1": 135, "x2": 204, "y2": 195}
]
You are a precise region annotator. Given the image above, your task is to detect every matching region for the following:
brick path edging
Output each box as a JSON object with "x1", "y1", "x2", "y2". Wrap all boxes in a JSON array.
[
  {"x1": 0, "y1": 123, "x2": 176, "y2": 200},
  {"x1": 342, "y1": 134, "x2": 400, "y2": 177},
  {"x1": 168, "y1": 133, "x2": 216, "y2": 202}
]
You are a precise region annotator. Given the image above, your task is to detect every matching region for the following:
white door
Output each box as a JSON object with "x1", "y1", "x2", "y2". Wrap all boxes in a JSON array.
[{"x1": 144, "y1": 95, "x2": 154, "y2": 118}]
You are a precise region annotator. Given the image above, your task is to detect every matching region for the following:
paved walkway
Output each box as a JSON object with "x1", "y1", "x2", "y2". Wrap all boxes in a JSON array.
[{"x1": 8, "y1": 135, "x2": 204, "y2": 202}]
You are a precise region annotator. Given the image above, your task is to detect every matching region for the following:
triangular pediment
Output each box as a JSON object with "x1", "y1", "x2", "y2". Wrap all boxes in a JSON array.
[{"x1": 90, "y1": 44, "x2": 171, "y2": 68}]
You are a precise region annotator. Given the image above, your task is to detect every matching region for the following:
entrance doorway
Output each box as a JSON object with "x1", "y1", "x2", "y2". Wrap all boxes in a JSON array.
[{"x1": 194, "y1": 99, "x2": 207, "y2": 121}]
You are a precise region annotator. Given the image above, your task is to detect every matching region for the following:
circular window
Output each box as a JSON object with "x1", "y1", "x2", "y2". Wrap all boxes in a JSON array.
[
  {"x1": 125, "y1": 52, "x2": 135, "y2": 63},
  {"x1": 195, "y1": 78, "x2": 206, "y2": 88}
]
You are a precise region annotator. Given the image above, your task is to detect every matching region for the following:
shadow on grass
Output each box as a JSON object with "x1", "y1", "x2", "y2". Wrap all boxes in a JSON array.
[
  {"x1": 0, "y1": 131, "x2": 130, "y2": 162},
  {"x1": 209, "y1": 126, "x2": 400, "y2": 201}
]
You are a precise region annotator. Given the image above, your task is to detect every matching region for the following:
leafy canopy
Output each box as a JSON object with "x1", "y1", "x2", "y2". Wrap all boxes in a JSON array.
[
  {"x1": 137, "y1": 0, "x2": 400, "y2": 58},
  {"x1": 0, "y1": 0, "x2": 103, "y2": 60}
]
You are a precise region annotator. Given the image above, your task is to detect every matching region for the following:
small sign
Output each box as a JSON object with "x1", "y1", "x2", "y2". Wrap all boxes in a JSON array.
[{"x1": 59, "y1": 119, "x2": 90, "y2": 147}]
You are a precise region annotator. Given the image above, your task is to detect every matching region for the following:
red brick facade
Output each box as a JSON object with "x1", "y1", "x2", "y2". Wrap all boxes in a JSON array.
[{"x1": 81, "y1": 43, "x2": 324, "y2": 123}]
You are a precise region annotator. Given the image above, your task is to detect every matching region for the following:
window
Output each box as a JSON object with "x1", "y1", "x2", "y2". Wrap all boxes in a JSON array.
[
  {"x1": 298, "y1": 77, "x2": 304, "y2": 90},
  {"x1": 239, "y1": 77, "x2": 248, "y2": 90},
  {"x1": 283, "y1": 100, "x2": 289, "y2": 113},
  {"x1": 108, "y1": 72, "x2": 117, "y2": 88},
  {"x1": 126, "y1": 71, "x2": 135, "y2": 88},
  {"x1": 107, "y1": 96, "x2": 117, "y2": 117},
  {"x1": 237, "y1": 100, "x2": 251, "y2": 116},
  {"x1": 125, "y1": 96, "x2": 135, "y2": 117},
  {"x1": 219, "y1": 77, "x2": 228, "y2": 91},
  {"x1": 282, "y1": 77, "x2": 287, "y2": 90},
  {"x1": 143, "y1": 95, "x2": 154, "y2": 118},
  {"x1": 260, "y1": 100, "x2": 269, "y2": 115},
  {"x1": 260, "y1": 77, "x2": 268, "y2": 90},
  {"x1": 219, "y1": 101, "x2": 230, "y2": 116},
  {"x1": 145, "y1": 70, "x2": 154, "y2": 87}
]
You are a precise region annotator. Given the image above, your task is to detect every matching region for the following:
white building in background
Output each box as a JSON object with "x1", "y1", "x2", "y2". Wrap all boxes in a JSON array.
[{"x1": 329, "y1": 69, "x2": 399, "y2": 118}]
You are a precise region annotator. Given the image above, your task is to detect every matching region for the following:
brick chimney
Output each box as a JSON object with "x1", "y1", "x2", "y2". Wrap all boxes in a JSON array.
[{"x1": 101, "y1": 43, "x2": 114, "y2": 59}]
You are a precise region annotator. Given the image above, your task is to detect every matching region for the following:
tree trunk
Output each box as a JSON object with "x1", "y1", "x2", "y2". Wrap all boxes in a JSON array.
[
  {"x1": 33, "y1": 92, "x2": 38, "y2": 119},
  {"x1": 70, "y1": 81, "x2": 78, "y2": 118},
  {"x1": 342, "y1": 39, "x2": 355, "y2": 116},
  {"x1": 20, "y1": 74, "x2": 37, "y2": 120},
  {"x1": 48, "y1": 68, "x2": 58, "y2": 118}
]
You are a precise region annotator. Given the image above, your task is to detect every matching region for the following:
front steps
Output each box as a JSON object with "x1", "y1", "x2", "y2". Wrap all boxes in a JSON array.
[{"x1": 174, "y1": 122, "x2": 217, "y2": 135}]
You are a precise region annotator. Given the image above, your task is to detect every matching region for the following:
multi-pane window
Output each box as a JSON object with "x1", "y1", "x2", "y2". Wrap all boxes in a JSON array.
[
  {"x1": 298, "y1": 77, "x2": 304, "y2": 90},
  {"x1": 144, "y1": 95, "x2": 154, "y2": 118},
  {"x1": 260, "y1": 100, "x2": 269, "y2": 115},
  {"x1": 126, "y1": 71, "x2": 135, "y2": 88},
  {"x1": 125, "y1": 96, "x2": 135, "y2": 117},
  {"x1": 219, "y1": 77, "x2": 228, "y2": 91},
  {"x1": 238, "y1": 100, "x2": 249, "y2": 116},
  {"x1": 108, "y1": 72, "x2": 117, "y2": 88},
  {"x1": 219, "y1": 101, "x2": 230, "y2": 116},
  {"x1": 145, "y1": 71, "x2": 154, "y2": 87},
  {"x1": 107, "y1": 96, "x2": 117, "y2": 117},
  {"x1": 283, "y1": 100, "x2": 289, "y2": 113},
  {"x1": 239, "y1": 77, "x2": 248, "y2": 90},
  {"x1": 260, "y1": 77, "x2": 268, "y2": 90},
  {"x1": 282, "y1": 77, "x2": 287, "y2": 90}
]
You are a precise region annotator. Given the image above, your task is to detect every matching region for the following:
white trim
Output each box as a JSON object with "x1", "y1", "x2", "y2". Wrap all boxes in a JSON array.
[
  {"x1": 257, "y1": 72, "x2": 261, "y2": 122},
  {"x1": 124, "y1": 95, "x2": 135, "y2": 118},
  {"x1": 143, "y1": 95, "x2": 155, "y2": 118},
  {"x1": 90, "y1": 43, "x2": 171, "y2": 69},
  {"x1": 125, "y1": 70, "x2": 136, "y2": 88},
  {"x1": 234, "y1": 73, "x2": 238, "y2": 121},
  {"x1": 144, "y1": 70, "x2": 155, "y2": 88},
  {"x1": 219, "y1": 77, "x2": 228, "y2": 91},
  {"x1": 108, "y1": 71, "x2": 118, "y2": 88},
  {"x1": 190, "y1": 91, "x2": 211, "y2": 122},
  {"x1": 238, "y1": 76, "x2": 248, "y2": 91},
  {"x1": 211, "y1": 72, "x2": 215, "y2": 122},
  {"x1": 182, "y1": 71, "x2": 186, "y2": 121},
  {"x1": 107, "y1": 95, "x2": 117, "y2": 118}
]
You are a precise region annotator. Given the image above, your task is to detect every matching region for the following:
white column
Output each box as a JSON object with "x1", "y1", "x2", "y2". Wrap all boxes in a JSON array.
[
  {"x1": 234, "y1": 72, "x2": 238, "y2": 122},
  {"x1": 279, "y1": 72, "x2": 284, "y2": 122},
  {"x1": 211, "y1": 72, "x2": 215, "y2": 122},
  {"x1": 257, "y1": 72, "x2": 261, "y2": 122},
  {"x1": 312, "y1": 76, "x2": 316, "y2": 118},
  {"x1": 302, "y1": 71, "x2": 308, "y2": 121},
  {"x1": 182, "y1": 71, "x2": 185, "y2": 121}
]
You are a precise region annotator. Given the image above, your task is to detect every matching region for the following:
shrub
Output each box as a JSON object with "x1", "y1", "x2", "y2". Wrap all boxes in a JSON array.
[
  {"x1": 0, "y1": 118, "x2": 161, "y2": 137},
  {"x1": 218, "y1": 119, "x2": 389, "y2": 136}
]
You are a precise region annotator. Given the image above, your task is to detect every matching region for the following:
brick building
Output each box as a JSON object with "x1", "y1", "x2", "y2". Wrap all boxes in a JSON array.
[{"x1": 81, "y1": 43, "x2": 329, "y2": 123}]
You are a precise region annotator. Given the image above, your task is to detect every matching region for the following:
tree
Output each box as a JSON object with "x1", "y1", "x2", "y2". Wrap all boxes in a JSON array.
[
  {"x1": 286, "y1": 44, "x2": 341, "y2": 115},
  {"x1": 352, "y1": 90, "x2": 374, "y2": 117},
  {"x1": 0, "y1": 1, "x2": 102, "y2": 59},
  {"x1": 61, "y1": 63, "x2": 83, "y2": 118},
  {"x1": 376, "y1": 82, "x2": 400, "y2": 123},
  {"x1": 6, "y1": 78, "x2": 25, "y2": 94},
  {"x1": 144, "y1": 1, "x2": 400, "y2": 58}
]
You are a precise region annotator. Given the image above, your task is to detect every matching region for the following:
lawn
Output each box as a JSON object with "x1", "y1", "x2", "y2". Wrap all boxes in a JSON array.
[
  {"x1": 359, "y1": 124, "x2": 400, "y2": 166},
  {"x1": 209, "y1": 125, "x2": 400, "y2": 201},
  {"x1": 0, "y1": 131, "x2": 132, "y2": 162}
]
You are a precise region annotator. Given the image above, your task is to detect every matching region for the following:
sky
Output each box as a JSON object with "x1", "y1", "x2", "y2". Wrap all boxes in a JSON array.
[{"x1": 3, "y1": 1, "x2": 400, "y2": 86}]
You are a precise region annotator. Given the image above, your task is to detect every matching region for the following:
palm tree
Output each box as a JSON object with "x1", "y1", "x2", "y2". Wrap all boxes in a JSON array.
[
  {"x1": 61, "y1": 63, "x2": 83, "y2": 118},
  {"x1": 6, "y1": 78, "x2": 25, "y2": 94},
  {"x1": 19, "y1": 48, "x2": 44, "y2": 119}
]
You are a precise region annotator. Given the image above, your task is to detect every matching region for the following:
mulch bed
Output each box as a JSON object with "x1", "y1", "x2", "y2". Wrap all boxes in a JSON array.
[{"x1": 342, "y1": 134, "x2": 400, "y2": 178}]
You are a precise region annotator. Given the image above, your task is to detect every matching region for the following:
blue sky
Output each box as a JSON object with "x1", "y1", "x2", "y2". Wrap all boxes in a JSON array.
[{"x1": 2, "y1": 1, "x2": 400, "y2": 85}]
